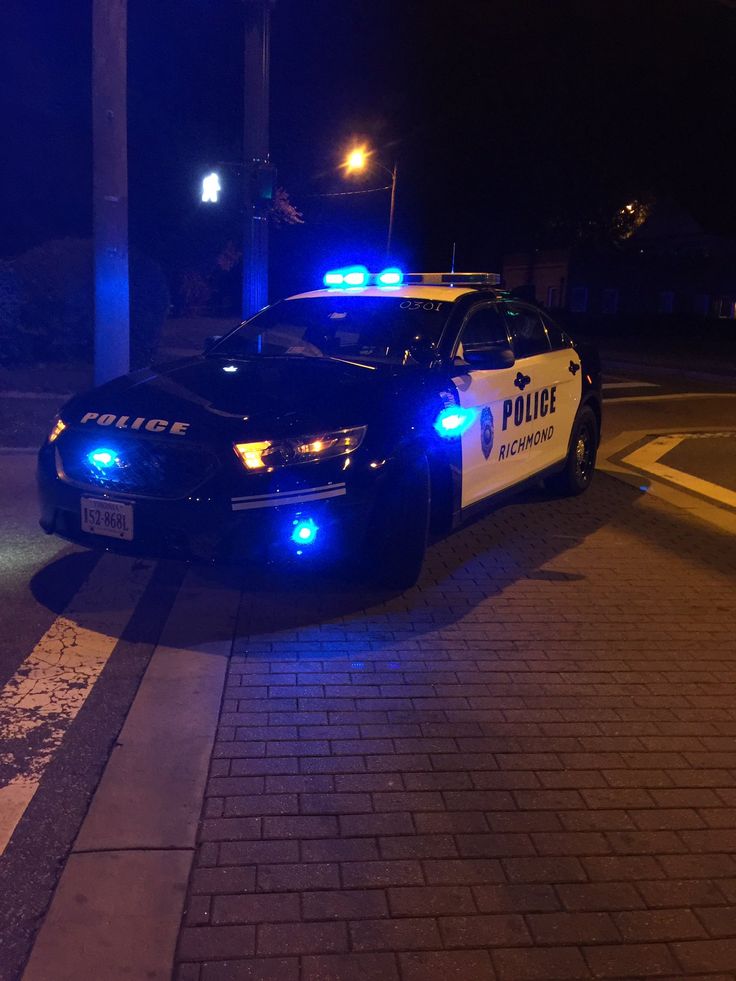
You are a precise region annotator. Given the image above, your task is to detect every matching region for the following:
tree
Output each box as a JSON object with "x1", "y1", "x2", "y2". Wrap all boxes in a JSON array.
[{"x1": 269, "y1": 187, "x2": 304, "y2": 226}]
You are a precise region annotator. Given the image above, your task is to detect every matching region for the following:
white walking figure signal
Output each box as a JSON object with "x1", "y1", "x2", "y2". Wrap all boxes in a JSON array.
[{"x1": 202, "y1": 172, "x2": 222, "y2": 203}]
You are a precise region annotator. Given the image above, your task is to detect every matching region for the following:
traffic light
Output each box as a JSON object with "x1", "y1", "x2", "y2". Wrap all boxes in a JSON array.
[{"x1": 252, "y1": 161, "x2": 276, "y2": 208}]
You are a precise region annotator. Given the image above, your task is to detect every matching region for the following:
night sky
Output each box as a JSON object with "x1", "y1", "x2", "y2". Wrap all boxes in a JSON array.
[{"x1": 2, "y1": 0, "x2": 735, "y2": 300}]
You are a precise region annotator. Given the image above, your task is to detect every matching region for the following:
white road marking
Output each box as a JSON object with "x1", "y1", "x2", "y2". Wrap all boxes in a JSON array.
[
  {"x1": 622, "y1": 434, "x2": 736, "y2": 510},
  {"x1": 602, "y1": 379, "x2": 659, "y2": 390},
  {"x1": 0, "y1": 553, "x2": 154, "y2": 854}
]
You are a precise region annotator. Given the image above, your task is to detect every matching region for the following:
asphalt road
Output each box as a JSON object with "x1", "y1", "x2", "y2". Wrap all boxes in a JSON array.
[
  {"x1": 0, "y1": 364, "x2": 735, "y2": 980},
  {"x1": 0, "y1": 454, "x2": 186, "y2": 981}
]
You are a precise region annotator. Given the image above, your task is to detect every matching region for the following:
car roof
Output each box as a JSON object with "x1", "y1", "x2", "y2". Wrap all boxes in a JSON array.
[{"x1": 287, "y1": 286, "x2": 479, "y2": 302}]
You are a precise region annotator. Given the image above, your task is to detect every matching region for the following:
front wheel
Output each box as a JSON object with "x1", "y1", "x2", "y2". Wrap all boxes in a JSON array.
[
  {"x1": 363, "y1": 453, "x2": 430, "y2": 590},
  {"x1": 547, "y1": 405, "x2": 598, "y2": 496}
]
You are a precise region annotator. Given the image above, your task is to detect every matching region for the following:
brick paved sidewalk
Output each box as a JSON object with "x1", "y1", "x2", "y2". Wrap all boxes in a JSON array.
[{"x1": 175, "y1": 477, "x2": 736, "y2": 981}]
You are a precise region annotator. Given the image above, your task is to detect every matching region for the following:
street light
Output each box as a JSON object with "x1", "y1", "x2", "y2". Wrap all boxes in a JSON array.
[
  {"x1": 345, "y1": 147, "x2": 369, "y2": 172},
  {"x1": 342, "y1": 144, "x2": 398, "y2": 259}
]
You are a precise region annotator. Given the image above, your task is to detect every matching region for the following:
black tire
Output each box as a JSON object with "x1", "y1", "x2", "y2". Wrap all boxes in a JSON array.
[
  {"x1": 363, "y1": 453, "x2": 430, "y2": 590},
  {"x1": 547, "y1": 404, "x2": 598, "y2": 496}
]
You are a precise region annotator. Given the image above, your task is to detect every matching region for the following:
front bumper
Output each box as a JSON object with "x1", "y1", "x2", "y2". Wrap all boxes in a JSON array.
[{"x1": 37, "y1": 442, "x2": 379, "y2": 564}]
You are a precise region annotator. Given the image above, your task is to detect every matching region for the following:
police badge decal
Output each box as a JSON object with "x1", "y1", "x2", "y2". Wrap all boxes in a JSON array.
[{"x1": 480, "y1": 406, "x2": 494, "y2": 460}]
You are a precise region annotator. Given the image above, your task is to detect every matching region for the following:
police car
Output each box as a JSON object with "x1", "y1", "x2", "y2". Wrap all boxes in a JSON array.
[{"x1": 38, "y1": 267, "x2": 601, "y2": 587}]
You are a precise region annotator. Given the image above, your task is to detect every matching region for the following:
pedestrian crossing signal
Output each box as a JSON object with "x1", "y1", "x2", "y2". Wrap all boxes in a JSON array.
[{"x1": 202, "y1": 172, "x2": 222, "y2": 203}]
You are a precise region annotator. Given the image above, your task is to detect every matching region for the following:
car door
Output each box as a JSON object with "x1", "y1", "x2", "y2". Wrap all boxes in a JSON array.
[
  {"x1": 502, "y1": 301, "x2": 582, "y2": 476},
  {"x1": 450, "y1": 302, "x2": 528, "y2": 508}
]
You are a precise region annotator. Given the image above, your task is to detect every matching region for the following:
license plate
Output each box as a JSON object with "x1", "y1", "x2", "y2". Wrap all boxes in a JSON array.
[{"x1": 81, "y1": 497, "x2": 134, "y2": 541}]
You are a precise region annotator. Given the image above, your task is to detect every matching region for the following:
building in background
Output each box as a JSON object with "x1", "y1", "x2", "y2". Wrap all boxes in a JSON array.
[{"x1": 504, "y1": 201, "x2": 736, "y2": 321}]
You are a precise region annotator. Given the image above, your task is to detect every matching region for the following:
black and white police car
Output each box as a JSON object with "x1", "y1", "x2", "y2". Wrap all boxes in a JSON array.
[{"x1": 38, "y1": 267, "x2": 601, "y2": 587}]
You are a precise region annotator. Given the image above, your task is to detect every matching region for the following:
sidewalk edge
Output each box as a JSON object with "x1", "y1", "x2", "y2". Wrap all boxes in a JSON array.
[{"x1": 21, "y1": 571, "x2": 240, "y2": 981}]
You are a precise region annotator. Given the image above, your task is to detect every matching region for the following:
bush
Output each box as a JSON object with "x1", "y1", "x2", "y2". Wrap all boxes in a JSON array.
[
  {"x1": 0, "y1": 260, "x2": 25, "y2": 363},
  {"x1": 4, "y1": 238, "x2": 170, "y2": 368}
]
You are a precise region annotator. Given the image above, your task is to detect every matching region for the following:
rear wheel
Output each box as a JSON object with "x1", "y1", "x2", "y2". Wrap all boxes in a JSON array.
[
  {"x1": 363, "y1": 453, "x2": 430, "y2": 589},
  {"x1": 547, "y1": 405, "x2": 598, "y2": 496}
]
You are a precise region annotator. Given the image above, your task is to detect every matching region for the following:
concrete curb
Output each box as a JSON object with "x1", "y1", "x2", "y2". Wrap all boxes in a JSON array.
[{"x1": 22, "y1": 570, "x2": 240, "y2": 981}]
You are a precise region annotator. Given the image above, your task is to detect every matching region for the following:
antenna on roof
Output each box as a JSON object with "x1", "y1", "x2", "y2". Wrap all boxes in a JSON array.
[{"x1": 450, "y1": 242, "x2": 456, "y2": 274}]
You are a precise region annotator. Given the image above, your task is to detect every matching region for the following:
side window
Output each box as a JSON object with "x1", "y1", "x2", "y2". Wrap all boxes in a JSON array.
[
  {"x1": 541, "y1": 314, "x2": 572, "y2": 351},
  {"x1": 457, "y1": 305, "x2": 509, "y2": 355},
  {"x1": 504, "y1": 303, "x2": 551, "y2": 359}
]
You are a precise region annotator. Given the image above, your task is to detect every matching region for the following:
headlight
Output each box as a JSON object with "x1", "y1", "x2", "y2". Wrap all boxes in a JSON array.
[
  {"x1": 48, "y1": 418, "x2": 66, "y2": 443},
  {"x1": 234, "y1": 425, "x2": 367, "y2": 471}
]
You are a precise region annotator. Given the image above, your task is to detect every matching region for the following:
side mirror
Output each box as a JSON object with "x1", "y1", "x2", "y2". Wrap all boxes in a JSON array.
[
  {"x1": 204, "y1": 334, "x2": 222, "y2": 352},
  {"x1": 454, "y1": 346, "x2": 515, "y2": 371}
]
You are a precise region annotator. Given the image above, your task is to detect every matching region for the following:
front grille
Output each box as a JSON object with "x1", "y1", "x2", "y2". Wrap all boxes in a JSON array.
[{"x1": 57, "y1": 430, "x2": 219, "y2": 499}]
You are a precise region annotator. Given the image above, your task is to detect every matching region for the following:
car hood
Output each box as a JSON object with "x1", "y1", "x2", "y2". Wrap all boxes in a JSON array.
[{"x1": 63, "y1": 356, "x2": 415, "y2": 441}]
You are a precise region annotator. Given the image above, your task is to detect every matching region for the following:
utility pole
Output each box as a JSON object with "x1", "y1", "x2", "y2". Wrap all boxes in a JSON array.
[
  {"x1": 242, "y1": 0, "x2": 272, "y2": 319},
  {"x1": 92, "y1": 0, "x2": 130, "y2": 384}
]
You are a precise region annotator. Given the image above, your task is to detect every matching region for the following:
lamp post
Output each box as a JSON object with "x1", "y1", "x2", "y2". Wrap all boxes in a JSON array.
[
  {"x1": 93, "y1": 0, "x2": 130, "y2": 385},
  {"x1": 242, "y1": 0, "x2": 272, "y2": 319},
  {"x1": 343, "y1": 146, "x2": 398, "y2": 259}
]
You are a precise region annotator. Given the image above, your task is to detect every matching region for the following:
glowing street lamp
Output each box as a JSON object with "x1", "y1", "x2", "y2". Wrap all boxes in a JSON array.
[
  {"x1": 341, "y1": 144, "x2": 398, "y2": 259},
  {"x1": 344, "y1": 146, "x2": 369, "y2": 172}
]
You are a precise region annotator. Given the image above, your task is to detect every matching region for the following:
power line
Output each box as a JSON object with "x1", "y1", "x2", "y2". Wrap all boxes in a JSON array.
[{"x1": 306, "y1": 185, "x2": 392, "y2": 199}]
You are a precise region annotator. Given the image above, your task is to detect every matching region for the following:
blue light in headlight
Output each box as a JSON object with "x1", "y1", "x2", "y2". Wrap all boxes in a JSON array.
[
  {"x1": 433, "y1": 406, "x2": 477, "y2": 438},
  {"x1": 88, "y1": 448, "x2": 117, "y2": 468},
  {"x1": 323, "y1": 265, "x2": 369, "y2": 288},
  {"x1": 291, "y1": 517, "x2": 318, "y2": 545},
  {"x1": 376, "y1": 267, "x2": 403, "y2": 286}
]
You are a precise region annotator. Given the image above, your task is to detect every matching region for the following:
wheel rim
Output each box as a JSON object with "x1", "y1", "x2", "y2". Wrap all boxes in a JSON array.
[{"x1": 574, "y1": 422, "x2": 594, "y2": 484}]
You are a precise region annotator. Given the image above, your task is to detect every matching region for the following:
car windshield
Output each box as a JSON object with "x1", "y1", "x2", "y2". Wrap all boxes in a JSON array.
[{"x1": 209, "y1": 295, "x2": 452, "y2": 366}]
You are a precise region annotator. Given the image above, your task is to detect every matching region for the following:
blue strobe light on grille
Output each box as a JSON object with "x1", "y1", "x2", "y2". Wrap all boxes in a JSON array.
[
  {"x1": 88, "y1": 448, "x2": 117, "y2": 469},
  {"x1": 291, "y1": 517, "x2": 319, "y2": 546}
]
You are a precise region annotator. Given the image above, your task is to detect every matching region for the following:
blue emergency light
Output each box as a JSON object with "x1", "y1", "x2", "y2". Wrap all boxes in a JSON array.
[
  {"x1": 323, "y1": 265, "x2": 370, "y2": 288},
  {"x1": 433, "y1": 406, "x2": 477, "y2": 438},
  {"x1": 323, "y1": 266, "x2": 404, "y2": 289},
  {"x1": 88, "y1": 448, "x2": 117, "y2": 468},
  {"x1": 376, "y1": 267, "x2": 403, "y2": 286},
  {"x1": 291, "y1": 517, "x2": 319, "y2": 545}
]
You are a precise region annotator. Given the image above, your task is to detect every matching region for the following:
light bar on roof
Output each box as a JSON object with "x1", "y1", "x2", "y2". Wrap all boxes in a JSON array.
[
  {"x1": 323, "y1": 265, "x2": 370, "y2": 288},
  {"x1": 376, "y1": 267, "x2": 403, "y2": 286},
  {"x1": 403, "y1": 272, "x2": 502, "y2": 286},
  {"x1": 323, "y1": 266, "x2": 405, "y2": 288}
]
